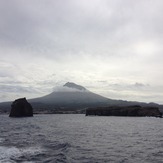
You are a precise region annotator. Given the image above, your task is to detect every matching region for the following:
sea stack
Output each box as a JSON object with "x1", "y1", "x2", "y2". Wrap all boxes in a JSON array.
[{"x1": 9, "y1": 98, "x2": 33, "y2": 117}]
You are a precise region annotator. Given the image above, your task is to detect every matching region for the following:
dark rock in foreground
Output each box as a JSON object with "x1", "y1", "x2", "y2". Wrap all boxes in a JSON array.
[
  {"x1": 9, "y1": 98, "x2": 33, "y2": 117},
  {"x1": 86, "y1": 105, "x2": 162, "y2": 117}
]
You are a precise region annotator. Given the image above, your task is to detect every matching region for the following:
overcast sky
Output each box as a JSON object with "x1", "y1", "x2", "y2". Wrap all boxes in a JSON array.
[{"x1": 0, "y1": 0, "x2": 163, "y2": 104}]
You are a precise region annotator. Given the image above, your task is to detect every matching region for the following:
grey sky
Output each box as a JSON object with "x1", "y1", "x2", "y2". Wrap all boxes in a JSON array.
[{"x1": 0, "y1": 0, "x2": 163, "y2": 104}]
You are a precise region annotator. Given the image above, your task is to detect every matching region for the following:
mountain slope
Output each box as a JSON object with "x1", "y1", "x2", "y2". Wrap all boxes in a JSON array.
[{"x1": 29, "y1": 82, "x2": 110, "y2": 107}]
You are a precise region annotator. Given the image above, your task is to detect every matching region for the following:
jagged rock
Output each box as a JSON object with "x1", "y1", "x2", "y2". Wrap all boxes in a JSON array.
[
  {"x1": 86, "y1": 105, "x2": 162, "y2": 117},
  {"x1": 9, "y1": 98, "x2": 33, "y2": 117}
]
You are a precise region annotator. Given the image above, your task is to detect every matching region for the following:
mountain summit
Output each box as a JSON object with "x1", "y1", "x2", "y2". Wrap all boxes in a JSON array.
[{"x1": 63, "y1": 82, "x2": 87, "y2": 91}]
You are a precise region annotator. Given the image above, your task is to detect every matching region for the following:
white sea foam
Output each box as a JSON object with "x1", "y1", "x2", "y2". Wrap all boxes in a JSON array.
[
  {"x1": 0, "y1": 146, "x2": 43, "y2": 163},
  {"x1": 0, "y1": 138, "x2": 5, "y2": 143},
  {"x1": 0, "y1": 146, "x2": 21, "y2": 162},
  {"x1": 21, "y1": 146, "x2": 43, "y2": 155}
]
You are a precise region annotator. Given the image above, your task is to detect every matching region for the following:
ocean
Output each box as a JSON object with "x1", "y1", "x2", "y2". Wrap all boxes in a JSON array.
[{"x1": 0, "y1": 114, "x2": 163, "y2": 163}]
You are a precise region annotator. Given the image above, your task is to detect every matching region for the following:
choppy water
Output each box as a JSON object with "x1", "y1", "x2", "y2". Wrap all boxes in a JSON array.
[{"x1": 0, "y1": 114, "x2": 163, "y2": 163}]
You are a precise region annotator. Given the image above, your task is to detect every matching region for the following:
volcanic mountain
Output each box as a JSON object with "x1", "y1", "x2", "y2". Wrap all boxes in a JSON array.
[
  {"x1": 0, "y1": 82, "x2": 163, "y2": 113},
  {"x1": 29, "y1": 82, "x2": 111, "y2": 111}
]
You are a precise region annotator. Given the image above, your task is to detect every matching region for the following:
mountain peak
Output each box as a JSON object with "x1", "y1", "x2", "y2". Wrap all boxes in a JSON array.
[{"x1": 63, "y1": 82, "x2": 87, "y2": 91}]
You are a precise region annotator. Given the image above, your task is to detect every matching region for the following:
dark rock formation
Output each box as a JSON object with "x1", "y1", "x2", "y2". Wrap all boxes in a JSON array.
[
  {"x1": 9, "y1": 98, "x2": 33, "y2": 117},
  {"x1": 86, "y1": 105, "x2": 162, "y2": 117}
]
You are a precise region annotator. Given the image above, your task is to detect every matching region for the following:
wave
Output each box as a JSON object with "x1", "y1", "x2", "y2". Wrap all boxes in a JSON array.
[
  {"x1": 0, "y1": 138, "x2": 5, "y2": 143},
  {"x1": 0, "y1": 146, "x2": 43, "y2": 163}
]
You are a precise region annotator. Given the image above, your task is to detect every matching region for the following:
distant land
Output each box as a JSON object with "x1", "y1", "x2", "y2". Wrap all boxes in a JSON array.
[{"x1": 0, "y1": 82, "x2": 163, "y2": 114}]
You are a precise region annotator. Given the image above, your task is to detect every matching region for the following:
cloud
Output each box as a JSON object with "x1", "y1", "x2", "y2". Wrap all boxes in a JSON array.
[
  {"x1": 0, "y1": 1, "x2": 37, "y2": 48},
  {"x1": 0, "y1": 84, "x2": 41, "y2": 102},
  {"x1": 0, "y1": 0, "x2": 163, "y2": 103},
  {"x1": 53, "y1": 86, "x2": 88, "y2": 93},
  {"x1": 0, "y1": 85, "x2": 36, "y2": 93},
  {"x1": 134, "y1": 82, "x2": 146, "y2": 88},
  {"x1": 0, "y1": 0, "x2": 162, "y2": 63},
  {"x1": 1, "y1": 0, "x2": 160, "y2": 57}
]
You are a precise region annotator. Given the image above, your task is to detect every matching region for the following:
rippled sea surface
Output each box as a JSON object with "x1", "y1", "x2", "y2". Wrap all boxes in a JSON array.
[{"x1": 0, "y1": 114, "x2": 163, "y2": 163}]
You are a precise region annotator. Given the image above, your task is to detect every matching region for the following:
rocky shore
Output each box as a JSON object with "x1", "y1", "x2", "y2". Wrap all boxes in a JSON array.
[{"x1": 86, "y1": 105, "x2": 162, "y2": 117}]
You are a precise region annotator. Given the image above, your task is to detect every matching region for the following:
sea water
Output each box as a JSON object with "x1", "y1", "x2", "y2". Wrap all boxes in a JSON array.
[{"x1": 0, "y1": 114, "x2": 163, "y2": 163}]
